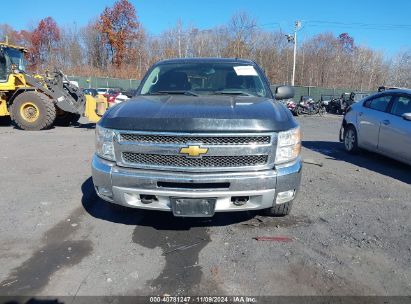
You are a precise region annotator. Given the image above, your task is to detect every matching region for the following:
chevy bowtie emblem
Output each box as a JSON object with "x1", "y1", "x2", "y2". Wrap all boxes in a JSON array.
[{"x1": 180, "y1": 145, "x2": 208, "y2": 157}]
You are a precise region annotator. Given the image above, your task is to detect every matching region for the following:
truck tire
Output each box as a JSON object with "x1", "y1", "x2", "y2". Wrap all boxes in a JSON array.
[
  {"x1": 55, "y1": 112, "x2": 81, "y2": 126},
  {"x1": 263, "y1": 200, "x2": 293, "y2": 216},
  {"x1": 11, "y1": 91, "x2": 56, "y2": 130}
]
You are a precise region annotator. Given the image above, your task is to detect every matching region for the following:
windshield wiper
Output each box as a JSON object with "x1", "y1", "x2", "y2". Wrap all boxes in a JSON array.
[
  {"x1": 150, "y1": 90, "x2": 199, "y2": 96},
  {"x1": 211, "y1": 91, "x2": 255, "y2": 97}
]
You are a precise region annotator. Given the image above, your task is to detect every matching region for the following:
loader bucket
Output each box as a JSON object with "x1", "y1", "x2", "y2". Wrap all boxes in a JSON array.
[{"x1": 84, "y1": 94, "x2": 108, "y2": 123}]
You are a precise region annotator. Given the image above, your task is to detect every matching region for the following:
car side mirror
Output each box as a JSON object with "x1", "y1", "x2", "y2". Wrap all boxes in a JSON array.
[
  {"x1": 402, "y1": 113, "x2": 411, "y2": 121},
  {"x1": 275, "y1": 86, "x2": 294, "y2": 100}
]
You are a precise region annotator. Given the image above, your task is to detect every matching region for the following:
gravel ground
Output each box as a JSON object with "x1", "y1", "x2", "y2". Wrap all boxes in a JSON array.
[{"x1": 0, "y1": 115, "x2": 410, "y2": 298}]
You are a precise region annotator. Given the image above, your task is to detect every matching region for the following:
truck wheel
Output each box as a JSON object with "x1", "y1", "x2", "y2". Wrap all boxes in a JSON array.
[
  {"x1": 262, "y1": 201, "x2": 293, "y2": 217},
  {"x1": 11, "y1": 91, "x2": 56, "y2": 130},
  {"x1": 55, "y1": 111, "x2": 81, "y2": 126},
  {"x1": 343, "y1": 125, "x2": 359, "y2": 154}
]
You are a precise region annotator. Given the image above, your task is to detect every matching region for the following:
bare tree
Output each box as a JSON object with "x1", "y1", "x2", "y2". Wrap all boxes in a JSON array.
[
  {"x1": 2, "y1": 7, "x2": 406, "y2": 90},
  {"x1": 388, "y1": 49, "x2": 411, "y2": 87},
  {"x1": 224, "y1": 12, "x2": 257, "y2": 58}
]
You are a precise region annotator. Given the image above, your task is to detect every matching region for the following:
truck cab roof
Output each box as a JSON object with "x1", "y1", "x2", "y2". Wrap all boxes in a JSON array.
[{"x1": 155, "y1": 57, "x2": 257, "y2": 65}]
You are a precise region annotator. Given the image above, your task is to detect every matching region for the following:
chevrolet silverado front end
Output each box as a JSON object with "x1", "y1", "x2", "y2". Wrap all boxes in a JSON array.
[{"x1": 92, "y1": 58, "x2": 302, "y2": 217}]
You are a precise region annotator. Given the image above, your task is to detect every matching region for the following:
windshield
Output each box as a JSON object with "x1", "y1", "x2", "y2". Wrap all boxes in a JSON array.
[
  {"x1": 139, "y1": 62, "x2": 269, "y2": 97},
  {"x1": 4, "y1": 47, "x2": 26, "y2": 72}
]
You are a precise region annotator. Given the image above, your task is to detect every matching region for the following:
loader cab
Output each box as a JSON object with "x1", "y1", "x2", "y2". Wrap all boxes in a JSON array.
[
  {"x1": 4, "y1": 46, "x2": 27, "y2": 72},
  {"x1": 0, "y1": 44, "x2": 27, "y2": 80},
  {"x1": 0, "y1": 48, "x2": 7, "y2": 81}
]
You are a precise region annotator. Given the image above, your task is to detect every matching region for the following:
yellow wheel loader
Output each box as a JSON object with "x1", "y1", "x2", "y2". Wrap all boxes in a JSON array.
[{"x1": 0, "y1": 42, "x2": 107, "y2": 130}]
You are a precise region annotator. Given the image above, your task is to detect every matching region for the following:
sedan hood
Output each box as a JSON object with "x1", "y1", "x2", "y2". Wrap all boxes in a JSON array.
[{"x1": 99, "y1": 95, "x2": 297, "y2": 132}]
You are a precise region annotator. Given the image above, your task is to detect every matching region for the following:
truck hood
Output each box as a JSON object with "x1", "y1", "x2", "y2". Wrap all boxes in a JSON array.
[{"x1": 99, "y1": 95, "x2": 297, "y2": 132}]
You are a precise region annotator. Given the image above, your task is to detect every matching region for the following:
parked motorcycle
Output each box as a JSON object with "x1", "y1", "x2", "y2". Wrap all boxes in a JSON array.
[
  {"x1": 286, "y1": 100, "x2": 298, "y2": 116},
  {"x1": 296, "y1": 98, "x2": 326, "y2": 116},
  {"x1": 328, "y1": 92, "x2": 369, "y2": 115},
  {"x1": 328, "y1": 95, "x2": 350, "y2": 114}
]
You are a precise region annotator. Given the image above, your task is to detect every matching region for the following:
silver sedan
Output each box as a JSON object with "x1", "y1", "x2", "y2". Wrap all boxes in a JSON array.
[{"x1": 340, "y1": 89, "x2": 411, "y2": 166}]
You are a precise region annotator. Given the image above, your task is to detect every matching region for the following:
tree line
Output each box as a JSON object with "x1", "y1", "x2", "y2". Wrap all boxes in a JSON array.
[{"x1": 1, "y1": 0, "x2": 409, "y2": 90}]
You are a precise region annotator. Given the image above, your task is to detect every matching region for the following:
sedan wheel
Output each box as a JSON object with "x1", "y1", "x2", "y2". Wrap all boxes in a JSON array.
[{"x1": 344, "y1": 126, "x2": 359, "y2": 153}]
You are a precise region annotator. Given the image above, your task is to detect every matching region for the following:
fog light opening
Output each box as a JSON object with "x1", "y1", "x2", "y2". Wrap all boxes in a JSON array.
[
  {"x1": 140, "y1": 194, "x2": 158, "y2": 204},
  {"x1": 276, "y1": 190, "x2": 295, "y2": 204},
  {"x1": 231, "y1": 196, "x2": 249, "y2": 206},
  {"x1": 96, "y1": 186, "x2": 113, "y2": 198}
]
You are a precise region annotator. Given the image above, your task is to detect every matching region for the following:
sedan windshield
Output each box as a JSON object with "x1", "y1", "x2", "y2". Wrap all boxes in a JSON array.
[{"x1": 140, "y1": 62, "x2": 269, "y2": 98}]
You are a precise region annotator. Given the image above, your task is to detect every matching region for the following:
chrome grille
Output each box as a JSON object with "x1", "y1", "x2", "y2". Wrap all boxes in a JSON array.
[
  {"x1": 115, "y1": 131, "x2": 275, "y2": 172},
  {"x1": 119, "y1": 134, "x2": 271, "y2": 145},
  {"x1": 122, "y1": 153, "x2": 268, "y2": 168}
]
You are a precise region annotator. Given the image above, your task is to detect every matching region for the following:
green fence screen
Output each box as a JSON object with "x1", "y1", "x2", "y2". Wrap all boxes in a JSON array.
[
  {"x1": 68, "y1": 75, "x2": 375, "y2": 100},
  {"x1": 67, "y1": 76, "x2": 141, "y2": 90},
  {"x1": 271, "y1": 85, "x2": 375, "y2": 102}
]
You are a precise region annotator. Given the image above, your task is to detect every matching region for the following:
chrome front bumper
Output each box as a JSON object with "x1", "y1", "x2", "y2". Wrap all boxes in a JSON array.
[{"x1": 91, "y1": 154, "x2": 302, "y2": 213}]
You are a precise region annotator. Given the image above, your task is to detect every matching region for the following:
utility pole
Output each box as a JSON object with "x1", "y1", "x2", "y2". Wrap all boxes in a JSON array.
[{"x1": 286, "y1": 21, "x2": 301, "y2": 86}]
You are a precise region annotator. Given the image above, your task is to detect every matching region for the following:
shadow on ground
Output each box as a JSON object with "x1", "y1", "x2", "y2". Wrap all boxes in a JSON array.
[
  {"x1": 81, "y1": 177, "x2": 257, "y2": 229},
  {"x1": 3, "y1": 299, "x2": 63, "y2": 304},
  {"x1": 0, "y1": 117, "x2": 95, "y2": 130},
  {"x1": 0, "y1": 116, "x2": 11, "y2": 126},
  {"x1": 81, "y1": 177, "x2": 251, "y2": 294},
  {"x1": 303, "y1": 140, "x2": 411, "y2": 184},
  {"x1": 74, "y1": 122, "x2": 96, "y2": 129}
]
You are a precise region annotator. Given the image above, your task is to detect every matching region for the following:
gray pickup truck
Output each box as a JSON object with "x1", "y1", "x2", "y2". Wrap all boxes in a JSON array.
[{"x1": 92, "y1": 58, "x2": 302, "y2": 217}]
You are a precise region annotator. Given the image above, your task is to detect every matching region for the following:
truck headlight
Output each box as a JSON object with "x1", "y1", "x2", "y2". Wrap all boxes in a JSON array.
[
  {"x1": 95, "y1": 125, "x2": 115, "y2": 161},
  {"x1": 275, "y1": 127, "x2": 301, "y2": 164}
]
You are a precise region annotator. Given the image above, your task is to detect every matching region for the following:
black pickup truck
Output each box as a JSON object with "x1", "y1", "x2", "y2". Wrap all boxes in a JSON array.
[{"x1": 92, "y1": 58, "x2": 302, "y2": 217}]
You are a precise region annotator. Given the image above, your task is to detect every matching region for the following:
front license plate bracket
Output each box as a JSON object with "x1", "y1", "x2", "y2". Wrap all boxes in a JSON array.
[{"x1": 170, "y1": 197, "x2": 216, "y2": 217}]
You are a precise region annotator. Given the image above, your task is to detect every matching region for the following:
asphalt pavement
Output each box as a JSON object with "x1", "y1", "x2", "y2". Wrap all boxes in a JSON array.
[{"x1": 0, "y1": 115, "x2": 410, "y2": 298}]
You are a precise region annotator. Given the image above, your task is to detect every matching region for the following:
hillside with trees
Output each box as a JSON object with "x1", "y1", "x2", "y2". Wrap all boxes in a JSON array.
[{"x1": 1, "y1": 0, "x2": 409, "y2": 90}]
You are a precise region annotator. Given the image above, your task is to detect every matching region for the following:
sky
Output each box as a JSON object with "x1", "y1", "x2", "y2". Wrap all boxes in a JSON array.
[{"x1": 1, "y1": 0, "x2": 410, "y2": 57}]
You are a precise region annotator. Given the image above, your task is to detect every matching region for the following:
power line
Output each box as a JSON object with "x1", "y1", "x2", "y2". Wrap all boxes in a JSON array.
[
  {"x1": 308, "y1": 20, "x2": 411, "y2": 28},
  {"x1": 255, "y1": 20, "x2": 411, "y2": 32},
  {"x1": 305, "y1": 20, "x2": 411, "y2": 31}
]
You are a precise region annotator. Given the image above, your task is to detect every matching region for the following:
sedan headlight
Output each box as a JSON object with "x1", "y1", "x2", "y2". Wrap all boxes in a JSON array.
[
  {"x1": 275, "y1": 127, "x2": 301, "y2": 164},
  {"x1": 95, "y1": 125, "x2": 115, "y2": 161}
]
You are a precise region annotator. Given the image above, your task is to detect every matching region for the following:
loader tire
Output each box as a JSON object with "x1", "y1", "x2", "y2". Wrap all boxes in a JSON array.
[
  {"x1": 54, "y1": 112, "x2": 81, "y2": 126},
  {"x1": 11, "y1": 91, "x2": 56, "y2": 130}
]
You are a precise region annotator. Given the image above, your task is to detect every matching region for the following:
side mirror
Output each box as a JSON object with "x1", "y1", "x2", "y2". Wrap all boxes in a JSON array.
[
  {"x1": 275, "y1": 85, "x2": 294, "y2": 100},
  {"x1": 402, "y1": 113, "x2": 411, "y2": 121}
]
